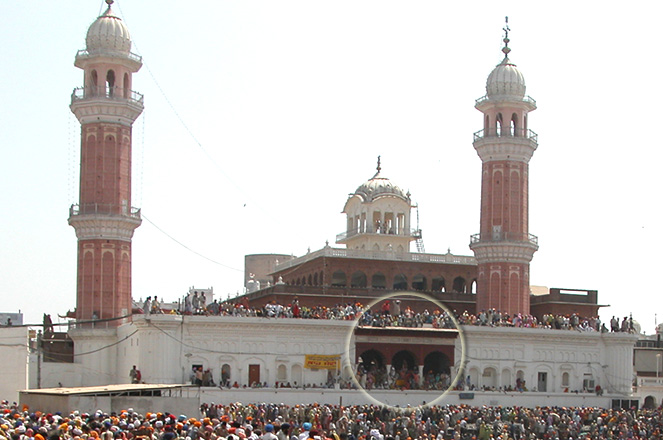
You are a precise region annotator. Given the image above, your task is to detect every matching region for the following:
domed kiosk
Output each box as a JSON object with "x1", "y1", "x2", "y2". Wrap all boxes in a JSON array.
[{"x1": 337, "y1": 157, "x2": 416, "y2": 253}]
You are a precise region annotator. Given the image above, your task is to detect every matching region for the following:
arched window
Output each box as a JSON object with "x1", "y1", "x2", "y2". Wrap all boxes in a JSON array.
[
  {"x1": 221, "y1": 364, "x2": 231, "y2": 387},
  {"x1": 351, "y1": 271, "x2": 367, "y2": 288},
  {"x1": 562, "y1": 372, "x2": 570, "y2": 387},
  {"x1": 90, "y1": 70, "x2": 98, "y2": 96},
  {"x1": 371, "y1": 273, "x2": 386, "y2": 289},
  {"x1": 393, "y1": 274, "x2": 407, "y2": 290},
  {"x1": 501, "y1": 368, "x2": 511, "y2": 388},
  {"x1": 496, "y1": 113, "x2": 503, "y2": 136},
  {"x1": 331, "y1": 271, "x2": 346, "y2": 287},
  {"x1": 452, "y1": 277, "x2": 466, "y2": 293},
  {"x1": 307, "y1": 274, "x2": 312, "y2": 285},
  {"x1": 291, "y1": 365, "x2": 303, "y2": 387},
  {"x1": 277, "y1": 364, "x2": 287, "y2": 382},
  {"x1": 123, "y1": 73, "x2": 130, "y2": 98},
  {"x1": 470, "y1": 279, "x2": 477, "y2": 294},
  {"x1": 412, "y1": 274, "x2": 427, "y2": 291},
  {"x1": 313, "y1": 273, "x2": 319, "y2": 286},
  {"x1": 106, "y1": 70, "x2": 115, "y2": 97},
  {"x1": 511, "y1": 113, "x2": 518, "y2": 136},
  {"x1": 483, "y1": 367, "x2": 497, "y2": 389},
  {"x1": 432, "y1": 277, "x2": 445, "y2": 292}
]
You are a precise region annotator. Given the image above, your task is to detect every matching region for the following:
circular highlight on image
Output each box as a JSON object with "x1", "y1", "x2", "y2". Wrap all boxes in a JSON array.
[{"x1": 343, "y1": 291, "x2": 466, "y2": 411}]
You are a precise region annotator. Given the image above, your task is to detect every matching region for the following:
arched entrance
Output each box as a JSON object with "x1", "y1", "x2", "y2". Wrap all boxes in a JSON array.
[
  {"x1": 392, "y1": 350, "x2": 417, "y2": 371},
  {"x1": 643, "y1": 395, "x2": 657, "y2": 409},
  {"x1": 423, "y1": 351, "x2": 451, "y2": 390},
  {"x1": 358, "y1": 349, "x2": 385, "y2": 369},
  {"x1": 423, "y1": 351, "x2": 450, "y2": 375},
  {"x1": 357, "y1": 349, "x2": 386, "y2": 390},
  {"x1": 392, "y1": 350, "x2": 417, "y2": 389}
]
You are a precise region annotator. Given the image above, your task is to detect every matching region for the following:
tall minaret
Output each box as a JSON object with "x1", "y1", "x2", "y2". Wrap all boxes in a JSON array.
[
  {"x1": 469, "y1": 19, "x2": 538, "y2": 315},
  {"x1": 68, "y1": 0, "x2": 143, "y2": 325}
]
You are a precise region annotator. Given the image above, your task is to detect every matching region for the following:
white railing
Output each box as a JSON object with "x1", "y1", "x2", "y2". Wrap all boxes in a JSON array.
[
  {"x1": 71, "y1": 86, "x2": 144, "y2": 105},
  {"x1": 70, "y1": 203, "x2": 141, "y2": 219},
  {"x1": 473, "y1": 128, "x2": 538, "y2": 143},
  {"x1": 470, "y1": 232, "x2": 538, "y2": 246},
  {"x1": 274, "y1": 247, "x2": 476, "y2": 271},
  {"x1": 76, "y1": 49, "x2": 142, "y2": 64},
  {"x1": 475, "y1": 94, "x2": 536, "y2": 106},
  {"x1": 336, "y1": 227, "x2": 420, "y2": 242}
]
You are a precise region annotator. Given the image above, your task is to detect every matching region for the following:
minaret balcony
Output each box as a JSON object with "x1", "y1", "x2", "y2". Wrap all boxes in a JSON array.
[
  {"x1": 71, "y1": 86, "x2": 144, "y2": 106},
  {"x1": 470, "y1": 232, "x2": 538, "y2": 246},
  {"x1": 336, "y1": 227, "x2": 418, "y2": 244},
  {"x1": 75, "y1": 49, "x2": 142, "y2": 64},
  {"x1": 473, "y1": 128, "x2": 538, "y2": 144},
  {"x1": 68, "y1": 204, "x2": 141, "y2": 241},
  {"x1": 475, "y1": 95, "x2": 537, "y2": 112},
  {"x1": 70, "y1": 86, "x2": 144, "y2": 124},
  {"x1": 74, "y1": 50, "x2": 143, "y2": 72},
  {"x1": 69, "y1": 203, "x2": 141, "y2": 220},
  {"x1": 469, "y1": 232, "x2": 539, "y2": 264},
  {"x1": 473, "y1": 128, "x2": 538, "y2": 163}
]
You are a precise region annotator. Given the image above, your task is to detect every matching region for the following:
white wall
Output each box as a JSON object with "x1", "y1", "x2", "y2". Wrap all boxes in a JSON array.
[{"x1": 0, "y1": 327, "x2": 29, "y2": 402}]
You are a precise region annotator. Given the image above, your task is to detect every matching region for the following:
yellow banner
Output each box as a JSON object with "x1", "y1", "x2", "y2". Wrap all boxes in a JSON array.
[{"x1": 304, "y1": 354, "x2": 340, "y2": 370}]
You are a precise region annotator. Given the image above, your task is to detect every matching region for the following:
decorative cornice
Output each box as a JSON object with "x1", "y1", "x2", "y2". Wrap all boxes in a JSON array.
[
  {"x1": 68, "y1": 214, "x2": 141, "y2": 241},
  {"x1": 473, "y1": 136, "x2": 537, "y2": 163},
  {"x1": 70, "y1": 97, "x2": 143, "y2": 126},
  {"x1": 470, "y1": 240, "x2": 538, "y2": 264}
]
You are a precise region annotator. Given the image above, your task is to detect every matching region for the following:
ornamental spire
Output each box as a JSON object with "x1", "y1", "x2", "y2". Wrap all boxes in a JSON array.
[{"x1": 501, "y1": 16, "x2": 511, "y2": 60}]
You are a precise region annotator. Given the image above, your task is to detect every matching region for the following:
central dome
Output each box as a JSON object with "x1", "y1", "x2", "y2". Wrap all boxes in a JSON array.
[
  {"x1": 85, "y1": 1, "x2": 132, "y2": 55},
  {"x1": 354, "y1": 158, "x2": 408, "y2": 202}
]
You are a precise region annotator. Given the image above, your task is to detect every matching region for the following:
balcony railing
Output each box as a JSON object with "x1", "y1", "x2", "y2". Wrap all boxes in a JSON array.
[
  {"x1": 76, "y1": 49, "x2": 142, "y2": 64},
  {"x1": 475, "y1": 94, "x2": 536, "y2": 107},
  {"x1": 470, "y1": 232, "x2": 538, "y2": 246},
  {"x1": 71, "y1": 86, "x2": 144, "y2": 106},
  {"x1": 70, "y1": 203, "x2": 141, "y2": 219},
  {"x1": 274, "y1": 247, "x2": 476, "y2": 271},
  {"x1": 336, "y1": 227, "x2": 419, "y2": 243},
  {"x1": 473, "y1": 128, "x2": 538, "y2": 143}
]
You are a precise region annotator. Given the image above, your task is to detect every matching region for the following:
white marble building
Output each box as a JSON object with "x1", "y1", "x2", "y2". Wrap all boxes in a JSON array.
[{"x1": 19, "y1": 314, "x2": 639, "y2": 408}]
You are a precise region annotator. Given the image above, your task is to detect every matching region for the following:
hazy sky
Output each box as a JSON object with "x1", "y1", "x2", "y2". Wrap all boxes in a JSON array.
[{"x1": 2, "y1": 1, "x2": 661, "y2": 333}]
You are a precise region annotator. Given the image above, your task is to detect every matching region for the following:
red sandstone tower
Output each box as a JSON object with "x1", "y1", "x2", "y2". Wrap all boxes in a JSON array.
[
  {"x1": 68, "y1": 0, "x2": 143, "y2": 325},
  {"x1": 469, "y1": 21, "x2": 538, "y2": 315}
]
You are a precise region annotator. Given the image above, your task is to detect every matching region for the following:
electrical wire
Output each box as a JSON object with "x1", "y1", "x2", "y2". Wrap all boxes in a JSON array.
[
  {"x1": 141, "y1": 214, "x2": 242, "y2": 272},
  {"x1": 73, "y1": 329, "x2": 139, "y2": 357}
]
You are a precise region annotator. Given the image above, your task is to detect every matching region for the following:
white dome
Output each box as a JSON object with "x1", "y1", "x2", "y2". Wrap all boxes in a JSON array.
[
  {"x1": 486, "y1": 58, "x2": 526, "y2": 99},
  {"x1": 353, "y1": 159, "x2": 409, "y2": 202},
  {"x1": 85, "y1": 4, "x2": 132, "y2": 55},
  {"x1": 355, "y1": 174, "x2": 408, "y2": 202}
]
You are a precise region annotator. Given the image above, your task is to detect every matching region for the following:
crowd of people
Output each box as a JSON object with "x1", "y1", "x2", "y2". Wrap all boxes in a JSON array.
[
  {"x1": 354, "y1": 364, "x2": 451, "y2": 392},
  {"x1": 2, "y1": 400, "x2": 661, "y2": 440},
  {"x1": 142, "y1": 296, "x2": 636, "y2": 336}
]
